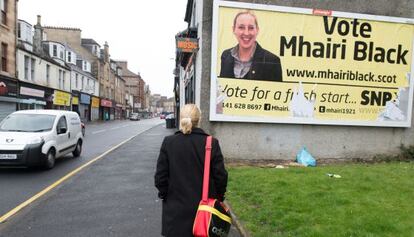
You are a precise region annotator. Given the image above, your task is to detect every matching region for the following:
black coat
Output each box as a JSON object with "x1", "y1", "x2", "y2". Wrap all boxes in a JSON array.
[
  {"x1": 219, "y1": 43, "x2": 283, "y2": 81},
  {"x1": 154, "y1": 128, "x2": 228, "y2": 237}
]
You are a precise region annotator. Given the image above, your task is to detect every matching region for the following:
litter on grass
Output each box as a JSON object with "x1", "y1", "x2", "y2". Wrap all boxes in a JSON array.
[
  {"x1": 296, "y1": 147, "x2": 316, "y2": 167},
  {"x1": 326, "y1": 173, "x2": 342, "y2": 178}
]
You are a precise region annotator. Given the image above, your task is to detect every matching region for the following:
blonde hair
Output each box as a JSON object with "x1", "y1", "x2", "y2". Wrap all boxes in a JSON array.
[
  {"x1": 233, "y1": 10, "x2": 259, "y2": 29},
  {"x1": 180, "y1": 104, "x2": 201, "y2": 134}
]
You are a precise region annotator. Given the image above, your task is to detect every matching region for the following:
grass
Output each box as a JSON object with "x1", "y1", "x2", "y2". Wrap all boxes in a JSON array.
[{"x1": 226, "y1": 162, "x2": 414, "y2": 237}]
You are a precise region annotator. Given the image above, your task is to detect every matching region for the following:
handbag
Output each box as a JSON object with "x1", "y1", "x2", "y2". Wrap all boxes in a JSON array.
[{"x1": 193, "y1": 136, "x2": 232, "y2": 237}]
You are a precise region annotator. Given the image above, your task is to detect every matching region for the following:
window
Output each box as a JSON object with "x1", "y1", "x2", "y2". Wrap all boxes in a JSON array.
[
  {"x1": 81, "y1": 76, "x2": 84, "y2": 90},
  {"x1": 67, "y1": 51, "x2": 71, "y2": 62},
  {"x1": 58, "y1": 69, "x2": 63, "y2": 89},
  {"x1": 30, "y1": 58, "x2": 35, "y2": 81},
  {"x1": 46, "y1": 64, "x2": 50, "y2": 85},
  {"x1": 1, "y1": 0, "x2": 7, "y2": 25},
  {"x1": 17, "y1": 22, "x2": 21, "y2": 38},
  {"x1": 24, "y1": 55, "x2": 29, "y2": 80},
  {"x1": 1, "y1": 43, "x2": 7, "y2": 72},
  {"x1": 75, "y1": 74, "x2": 78, "y2": 88},
  {"x1": 62, "y1": 71, "x2": 66, "y2": 90},
  {"x1": 56, "y1": 116, "x2": 67, "y2": 134},
  {"x1": 53, "y1": 45, "x2": 57, "y2": 57}
]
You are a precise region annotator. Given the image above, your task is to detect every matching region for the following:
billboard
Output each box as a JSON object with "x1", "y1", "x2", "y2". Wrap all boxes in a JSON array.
[{"x1": 210, "y1": 0, "x2": 414, "y2": 127}]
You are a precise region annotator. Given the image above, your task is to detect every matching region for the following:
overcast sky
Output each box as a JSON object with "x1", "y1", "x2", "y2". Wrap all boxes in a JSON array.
[{"x1": 18, "y1": 0, "x2": 188, "y2": 97}]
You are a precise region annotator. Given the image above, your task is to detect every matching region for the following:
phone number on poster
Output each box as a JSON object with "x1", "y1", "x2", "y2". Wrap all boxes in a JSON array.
[{"x1": 222, "y1": 103, "x2": 262, "y2": 110}]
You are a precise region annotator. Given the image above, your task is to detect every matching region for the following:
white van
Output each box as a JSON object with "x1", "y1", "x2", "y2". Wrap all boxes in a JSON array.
[{"x1": 0, "y1": 110, "x2": 83, "y2": 169}]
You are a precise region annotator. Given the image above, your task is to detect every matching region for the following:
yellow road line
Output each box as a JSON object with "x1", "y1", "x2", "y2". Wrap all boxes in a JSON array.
[{"x1": 0, "y1": 132, "x2": 142, "y2": 224}]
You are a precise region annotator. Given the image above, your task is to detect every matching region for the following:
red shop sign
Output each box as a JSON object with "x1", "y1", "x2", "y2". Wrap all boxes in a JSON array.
[{"x1": 100, "y1": 99, "x2": 113, "y2": 107}]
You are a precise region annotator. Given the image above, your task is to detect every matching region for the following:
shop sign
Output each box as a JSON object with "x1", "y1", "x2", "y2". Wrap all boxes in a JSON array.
[
  {"x1": 72, "y1": 96, "x2": 79, "y2": 105},
  {"x1": 100, "y1": 99, "x2": 112, "y2": 107},
  {"x1": 176, "y1": 37, "x2": 199, "y2": 53},
  {"x1": 91, "y1": 97, "x2": 100, "y2": 108},
  {"x1": 53, "y1": 90, "x2": 71, "y2": 106},
  {"x1": 0, "y1": 78, "x2": 18, "y2": 97},
  {"x1": 80, "y1": 93, "x2": 91, "y2": 105},
  {"x1": 20, "y1": 86, "x2": 45, "y2": 98}
]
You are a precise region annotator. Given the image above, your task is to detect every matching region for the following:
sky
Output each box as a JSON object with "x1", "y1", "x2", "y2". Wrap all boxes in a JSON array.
[{"x1": 18, "y1": 0, "x2": 189, "y2": 98}]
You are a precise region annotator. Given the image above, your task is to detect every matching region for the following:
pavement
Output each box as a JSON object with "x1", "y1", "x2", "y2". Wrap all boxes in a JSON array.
[{"x1": 0, "y1": 124, "x2": 242, "y2": 237}]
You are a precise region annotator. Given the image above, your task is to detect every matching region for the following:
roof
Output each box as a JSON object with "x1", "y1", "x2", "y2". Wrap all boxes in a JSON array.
[
  {"x1": 43, "y1": 26, "x2": 81, "y2": 31},
  {"x1": 81, "y1": 38, "x2": 100, "y2": 46},
  {"x1": 13, "y1": 110, "x2": 78, "y2": 116}
]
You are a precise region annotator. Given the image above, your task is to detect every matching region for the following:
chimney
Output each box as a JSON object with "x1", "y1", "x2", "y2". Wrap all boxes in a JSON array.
[
  {"x1": 33, "y1": 15, "x2": 43, "y2": 55},
  {"x1": 104, "y1": 41, "x2": 109, "y2": 63}
]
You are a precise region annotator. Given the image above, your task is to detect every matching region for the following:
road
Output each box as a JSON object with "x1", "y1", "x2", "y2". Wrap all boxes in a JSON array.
[
  {"x1": 0, "y1": 118, "x2": 242, "y2": 237},
  {"x1": 0, "y1": 118, "x2": 164, "y2": 218}
]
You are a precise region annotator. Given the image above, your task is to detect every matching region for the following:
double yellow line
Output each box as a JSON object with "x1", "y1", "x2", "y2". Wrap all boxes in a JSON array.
[{"x1": 0, "y1": 132, "x2": 141, "y2": 224}]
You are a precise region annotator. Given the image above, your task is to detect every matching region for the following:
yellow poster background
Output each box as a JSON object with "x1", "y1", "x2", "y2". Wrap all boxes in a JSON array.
[
  {"x1": 217, "y1": 6, "x2": 414, "y2": 88},
  {"x1": 213, "y1": 3, "x2": 414, "y2": 126},
  {"x1": 218, "y1": 79, "x2": 400, "y2": 121}
]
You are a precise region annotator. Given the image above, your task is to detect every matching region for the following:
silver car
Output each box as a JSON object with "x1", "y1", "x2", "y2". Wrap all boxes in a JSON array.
[{"x1": 130, "y1": 113, "x2": 140, "y2": 121}]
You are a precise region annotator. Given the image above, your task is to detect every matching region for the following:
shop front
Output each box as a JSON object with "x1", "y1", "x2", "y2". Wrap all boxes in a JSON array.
[
  {"x1": 18, "y1": 82, "x2": 51, "y2": 110},
  {"x1": 79, "y1": 93, "x2": 91, "y2": 121},
  {"x1": 52, "y1": 90, "x2": 71, "y2": 110},
  {"x1": 71, "y1": 90, "x2": 79, "y2": 114},
  {"x1": 100, "y1": 99, "x2": 112, "y2": 121},
  {"x1": 115, "y1": 103, "x2": 123, "y2": 120},
  {"x1": 0, "y1": 75, "x2": 18, "y2": 121},
  {"x1": 126, "y1": 105, "x2": 132, "y2": 118},
  {"x1": 91, "y1": 96, "x2": 100, "y2": 121}
]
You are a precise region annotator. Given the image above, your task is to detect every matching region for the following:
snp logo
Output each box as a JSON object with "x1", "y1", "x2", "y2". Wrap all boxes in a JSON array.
[{"x1": 211, "y1": 227, "x2": 227, "y2": 237}]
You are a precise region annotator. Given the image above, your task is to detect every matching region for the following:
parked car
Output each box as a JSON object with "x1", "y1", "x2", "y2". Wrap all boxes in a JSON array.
[
  {"x1": 130, "y1": 113, "x2": 140, "y2": 121},
  {"x1": 160, "y1": 114, "x2": 166, "y2": 119},
  {"x1": 0, "y1": 110, "x2": 84, "y2": 169}
]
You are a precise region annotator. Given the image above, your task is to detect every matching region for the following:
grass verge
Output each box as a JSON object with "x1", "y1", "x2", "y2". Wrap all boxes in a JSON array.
[{"x1": 226, "y1": 162, "x2": 414, "y2": 237}]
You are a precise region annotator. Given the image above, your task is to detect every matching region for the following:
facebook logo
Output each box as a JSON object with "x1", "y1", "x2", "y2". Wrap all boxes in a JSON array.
[{"x1": 319, "y1": 106, "x2": 326, "y2": 113}]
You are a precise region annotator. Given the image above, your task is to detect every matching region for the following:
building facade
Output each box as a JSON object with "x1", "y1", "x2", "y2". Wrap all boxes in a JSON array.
[
  {"x1": 43, "y1": 27, "x2": 118, "y2": 121},
  {"x1": 0, "y1": 0, "x2": 17, "y2": 121},
  {"x1": 115, "y1": 60, "x2": 148, "y2": 116}
]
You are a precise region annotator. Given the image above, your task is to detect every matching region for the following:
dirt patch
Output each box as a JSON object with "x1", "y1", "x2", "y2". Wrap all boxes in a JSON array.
[{"x1": 225, "y1": 156, "x2": 413, "y2": 168}]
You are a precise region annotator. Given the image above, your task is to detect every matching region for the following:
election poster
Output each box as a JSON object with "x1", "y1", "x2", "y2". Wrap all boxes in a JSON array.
[{"x1": 210, "y1": 0, "x2": 414, "y2": 127}]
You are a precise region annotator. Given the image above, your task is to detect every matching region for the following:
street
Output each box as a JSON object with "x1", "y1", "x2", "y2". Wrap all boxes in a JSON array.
[
  {"x1": 0, "y1": 119, "x2": 241, "y2": 237},
  {"x1": 0, "y1": 118, "x2": 163, "y2": 222}
]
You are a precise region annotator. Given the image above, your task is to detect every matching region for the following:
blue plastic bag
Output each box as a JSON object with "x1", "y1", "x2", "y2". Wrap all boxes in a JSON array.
[{"x1": 296, "y1": 147, "x2": 316, "y2": 167}]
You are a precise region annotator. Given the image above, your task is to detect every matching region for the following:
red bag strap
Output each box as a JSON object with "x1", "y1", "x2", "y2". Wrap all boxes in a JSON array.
[{"x1": 202, "y1": 136, "x2": 213, "y2": 202}]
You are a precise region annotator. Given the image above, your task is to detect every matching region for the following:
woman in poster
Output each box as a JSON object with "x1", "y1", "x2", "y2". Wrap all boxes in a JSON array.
[{"x1": 219, "y1": 10, "x2": 283, "y2": 81}]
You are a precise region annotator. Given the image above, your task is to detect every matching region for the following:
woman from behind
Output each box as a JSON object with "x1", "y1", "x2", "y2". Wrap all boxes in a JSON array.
[{"x1": 154, "y1": 104, "x2": 228, "y2": 237}]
